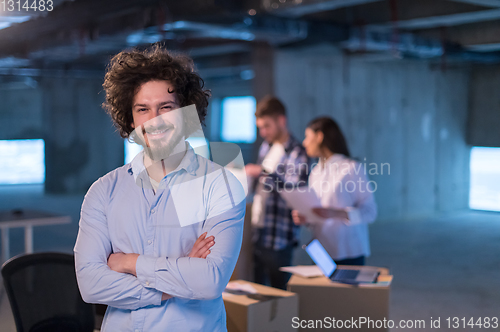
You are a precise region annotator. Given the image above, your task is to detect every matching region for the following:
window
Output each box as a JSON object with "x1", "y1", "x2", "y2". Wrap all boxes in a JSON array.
[
  {"x1": 0, "y1": 139, "x2": 45, "y2": 185},
  {"x1": 186, "y1": 137, "x2": 210, "y2": 159},
  {"x1": 221, "y1": 96, "x2": 256, "y2": 143},
  {"x1": 124, "y1": 139, "x2": 143, "y2": 164},
  {"x1": 469, "y1": 147, "x2": 500, "y2": 212}
]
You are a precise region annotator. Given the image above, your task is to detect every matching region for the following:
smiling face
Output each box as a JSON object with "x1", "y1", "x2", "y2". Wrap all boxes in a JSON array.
[{"x1": 131, "y1": 80, "x2": 185, "y2": 160}]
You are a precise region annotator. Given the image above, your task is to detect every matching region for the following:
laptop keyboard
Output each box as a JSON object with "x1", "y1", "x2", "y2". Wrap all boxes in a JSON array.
[{"x1": 332, "y1": 269, "x2": 359, "y2": 280}]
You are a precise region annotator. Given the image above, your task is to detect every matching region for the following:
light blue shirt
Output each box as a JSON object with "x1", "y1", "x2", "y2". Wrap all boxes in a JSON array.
[{"x1": 74, "y1": 144, "x2": 245, "y2": 332}]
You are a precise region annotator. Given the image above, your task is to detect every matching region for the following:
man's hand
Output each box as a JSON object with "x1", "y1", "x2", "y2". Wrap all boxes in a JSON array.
[
  {"x1": 244, "y1": 164, "x2": 263, "y2": 178},
  {"x1": 312, "y1": 207, "x2": 348, "y2": 220},
  {"x1": 291, "y1": 210, "x2": 307, "y2": 225},
  {"x1": 189, "y1": 232, "x2": 215, "y2": 259},
  {"x1": 160, "y1": 232, "x2": 214, "y2": 301},
  {"x1": 107, "y1": 252, "x2": 139, "y2": 276}
]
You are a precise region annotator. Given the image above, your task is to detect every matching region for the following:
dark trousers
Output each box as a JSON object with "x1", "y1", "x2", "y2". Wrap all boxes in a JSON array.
[
  {"x1": 253, "y1": 244, "x2": 293, "y2": 290},
  {"x1": 335, "y1": 255, "x2": 365, "y2": 266}
]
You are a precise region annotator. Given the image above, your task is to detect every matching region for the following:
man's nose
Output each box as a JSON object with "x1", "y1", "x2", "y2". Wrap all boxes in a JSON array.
[{"x1": 147, "y1": 110, "x2": 162, "y2": 122}]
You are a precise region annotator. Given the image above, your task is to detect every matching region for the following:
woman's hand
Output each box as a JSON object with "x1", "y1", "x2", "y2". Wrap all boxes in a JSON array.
[
  {"x1": 188, "y1": 232, "x2": 215, "y2": 259},
  {"x1": 292, "y1": 210, "x2": 307, "y2": 225},
  {"x1": 312, "y1": 207, "x2": 348, "y2": 220}
]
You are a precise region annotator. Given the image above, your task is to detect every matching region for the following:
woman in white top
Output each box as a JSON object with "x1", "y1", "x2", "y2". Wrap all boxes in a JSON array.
[{"x1": 292, "y1": 117, "x2": 377, "y2": 265}]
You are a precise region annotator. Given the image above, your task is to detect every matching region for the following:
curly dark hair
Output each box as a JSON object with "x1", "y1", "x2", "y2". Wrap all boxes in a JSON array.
[{"x1": 102, "y1": 45, "x2": 210, "y2": 138}]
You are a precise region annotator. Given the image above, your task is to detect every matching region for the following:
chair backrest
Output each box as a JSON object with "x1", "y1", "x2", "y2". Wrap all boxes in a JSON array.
[{"x1": 1, "y1": 252, "x2": 95, "y2": 332}]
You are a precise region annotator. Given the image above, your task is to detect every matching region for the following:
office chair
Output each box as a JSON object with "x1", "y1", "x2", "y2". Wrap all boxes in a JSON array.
[{"x1": 1, "y1": 252, "x2": 95, "y2": 332}]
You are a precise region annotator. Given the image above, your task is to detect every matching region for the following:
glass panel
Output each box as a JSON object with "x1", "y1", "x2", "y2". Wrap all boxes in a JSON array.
[
  {"x1": 469, "y1": 147, "x2": 500, "y2": 212},
  {"x1": 0, "y1": 139, "x2": 45, "y2": 184},
  {"x1": 124, "y1": 139, "x2": 143, "y2": 164},
  {"x1": 221, "y1": 96, "x2": 256, "y2": 143}
]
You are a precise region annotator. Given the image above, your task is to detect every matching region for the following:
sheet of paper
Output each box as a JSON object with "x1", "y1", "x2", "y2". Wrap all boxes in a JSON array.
[
  {"x1": 279, "y1": 265, "x2": 324, "y2": 278},
  {"x1": 261, "y1": 143, "x2": 285, "y2": 173},
  {"x1": 281, "y1": 188, "x2": 324, "y2": 224},
  {"x1": 225, "y1": 281, "x2": 258, "y2": 294},
  {"x1": 252, "y1": 143, "x2": 285, "y2": 227}
]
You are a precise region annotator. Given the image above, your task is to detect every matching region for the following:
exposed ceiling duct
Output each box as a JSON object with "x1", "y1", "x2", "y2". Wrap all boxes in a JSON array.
[
  {"x1": 344, "y1": 26, "x2": 500, "y2": 63},
  {"x1": 263, "y1": 0, "x2": 383, "y2": 17},
  {"x1": 1, "y1": 0, "x2": 500, "y2": 70}
]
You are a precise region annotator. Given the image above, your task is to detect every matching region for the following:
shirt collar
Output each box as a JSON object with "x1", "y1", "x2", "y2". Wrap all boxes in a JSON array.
[
  {"x1": 129, "y1": 142, "x2": 198, "y2": 182},
  {"x1": 283, "y1": 134, "x2": 296, "y2": 153}
]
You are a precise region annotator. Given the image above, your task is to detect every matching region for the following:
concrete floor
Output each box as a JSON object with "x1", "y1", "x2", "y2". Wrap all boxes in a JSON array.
[
  {"x1": 367, "y1": 211, "x2": 500, "y2": 331},
  {"x1": 0, "y1": 187, "x2": 499, "y2": 331}
]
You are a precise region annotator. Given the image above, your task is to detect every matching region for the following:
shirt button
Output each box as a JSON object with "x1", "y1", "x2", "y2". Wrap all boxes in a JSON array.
[
  {"x1": 148, "y1": 240, "x2": 152, "y2": 245},
  {"x1": 146, "y1": 281, "x2": 150, "y2": 286},
  {"x1": 151, "y1": 209, "x2": 156, "y2": 214}
]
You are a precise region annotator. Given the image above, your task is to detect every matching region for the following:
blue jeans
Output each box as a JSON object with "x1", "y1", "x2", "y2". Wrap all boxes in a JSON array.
[{"x1": 253, "y1": 244, "x2": 294, "y2": 290}]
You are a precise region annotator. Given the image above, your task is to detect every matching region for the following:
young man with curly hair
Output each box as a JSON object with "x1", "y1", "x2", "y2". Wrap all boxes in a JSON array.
[{"x1": 74, "y1": 45, "x2": 245, "y2": 332}]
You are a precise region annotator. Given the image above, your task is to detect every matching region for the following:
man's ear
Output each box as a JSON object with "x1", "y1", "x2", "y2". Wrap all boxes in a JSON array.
[{"x1": 278, "y1": 115, "x2": 287, "y2": 128}]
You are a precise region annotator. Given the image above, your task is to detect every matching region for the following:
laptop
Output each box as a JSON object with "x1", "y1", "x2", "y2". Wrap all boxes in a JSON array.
[{"x1": 304, "y1": 239, "x2": 379, "y2": 284}]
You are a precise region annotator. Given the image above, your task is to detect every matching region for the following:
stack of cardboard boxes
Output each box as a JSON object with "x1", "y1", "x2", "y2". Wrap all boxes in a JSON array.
[{"x1": 224, "y1": 267, "x2": 392, "y2": 332}]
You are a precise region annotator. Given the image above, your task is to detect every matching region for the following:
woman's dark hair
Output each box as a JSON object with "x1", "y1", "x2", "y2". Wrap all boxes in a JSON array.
[
  {"x1": 102, "y1": 45, "x2": 211, "y2": 138},
  {"x1": 307, "y1": 117, "x2": 350, "y2": 157}
]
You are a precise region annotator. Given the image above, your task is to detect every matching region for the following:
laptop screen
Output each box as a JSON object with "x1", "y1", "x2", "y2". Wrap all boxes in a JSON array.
[{"x1": 305, "y1": 239, "x2": 337, "y2": 277}]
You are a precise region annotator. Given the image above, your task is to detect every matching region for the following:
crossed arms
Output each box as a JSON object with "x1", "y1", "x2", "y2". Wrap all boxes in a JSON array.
[
  {"x1": 74, "y1": 176, "x2": 245, "y2": 310},
  {"x1": 107, "y1": 232, "x2": 216, "y2": 301}
]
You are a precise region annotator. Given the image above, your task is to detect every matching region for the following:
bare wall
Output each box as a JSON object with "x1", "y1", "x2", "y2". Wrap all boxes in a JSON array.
[
  {"x1": 274, "y1": 44, "x2": 471, "y2": 221},
  {"x1": 40, "y1": 76, "x2": 123, "y2": 193},
  {"x1": 467, "y1": 66, "x2": 500, "y2": 147},
  {"x1": 0, "y1": 76, "x2": 123, "y2": 194}
]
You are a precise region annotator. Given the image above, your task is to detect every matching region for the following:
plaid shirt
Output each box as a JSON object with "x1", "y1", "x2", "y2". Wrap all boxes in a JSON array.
[{"x1": 253, "y1": 135, "x2": 310, "y2": 250}]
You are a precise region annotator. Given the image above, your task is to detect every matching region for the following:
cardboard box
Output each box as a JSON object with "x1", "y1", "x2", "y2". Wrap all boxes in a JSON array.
[
  {"x1": 287, "y1": 266, "x2": 392, "y2": 332},
  {"x1": 230, "y1": 204, "x2": 254, "y2": 281},
  {"x1": 223, "y1": 280, "x2": 299, "y2": 332}
]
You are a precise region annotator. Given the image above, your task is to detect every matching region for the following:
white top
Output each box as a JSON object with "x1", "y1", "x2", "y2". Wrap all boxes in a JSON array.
[{"x1": 308, "y1": 154, "x2": 377, "y2": 260}]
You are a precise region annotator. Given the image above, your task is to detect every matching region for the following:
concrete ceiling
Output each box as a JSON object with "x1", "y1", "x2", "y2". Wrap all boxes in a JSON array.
[{"x1": 1, "y1": 0, "x2": 500, "y2": 73}]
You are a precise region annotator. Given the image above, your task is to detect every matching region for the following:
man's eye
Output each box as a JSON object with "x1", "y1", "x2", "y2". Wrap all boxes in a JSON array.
[
  {"x1": 161, "y1": 106, "x2": 172, "y2": 110},
  {"x1": 138, "y1": 108, "x2": 147, "y2": 112}
]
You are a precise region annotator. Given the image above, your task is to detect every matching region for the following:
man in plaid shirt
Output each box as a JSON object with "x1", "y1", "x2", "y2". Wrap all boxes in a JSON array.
[{"x1": 245, "y1": 96, "x2": 309, "y2": 289}]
